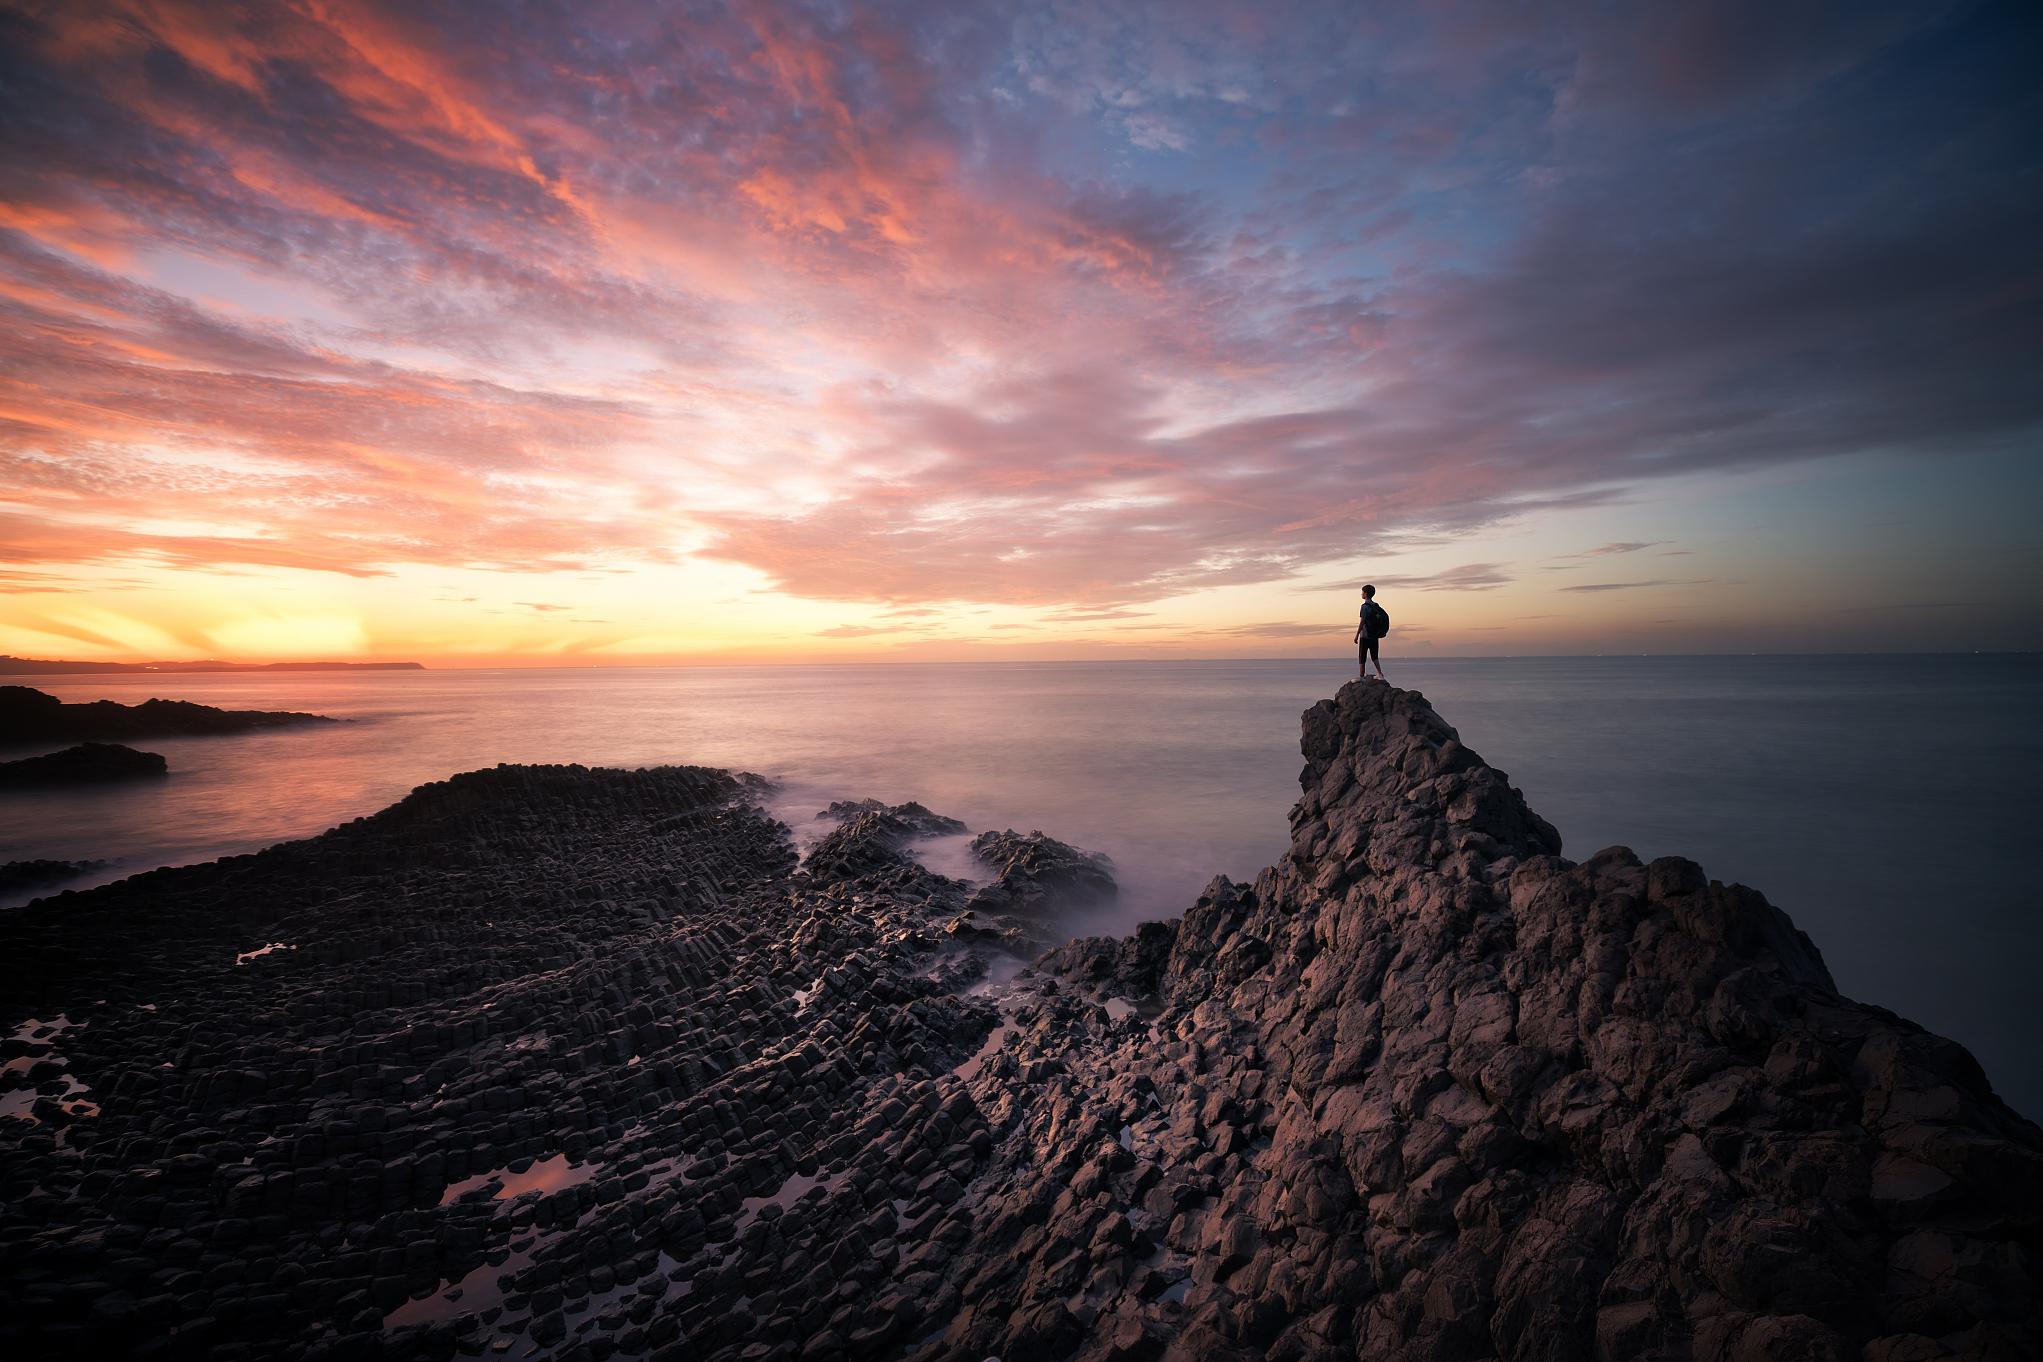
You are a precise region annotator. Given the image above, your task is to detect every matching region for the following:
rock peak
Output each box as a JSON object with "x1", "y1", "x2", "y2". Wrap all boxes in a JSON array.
[{"x1": 1292, "y1": 681, "x2": 1562, "y2": 884}]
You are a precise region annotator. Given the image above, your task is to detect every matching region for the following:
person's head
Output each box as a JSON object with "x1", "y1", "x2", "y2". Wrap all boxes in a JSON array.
[{"x1": 1361, "y1": 584, "x2": 1375, "y2": 600}]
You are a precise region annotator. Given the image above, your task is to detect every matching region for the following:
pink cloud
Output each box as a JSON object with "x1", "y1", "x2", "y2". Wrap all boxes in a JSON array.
[{"x1": 0, "y1": 0, "x2": 2033, "y2": 635}]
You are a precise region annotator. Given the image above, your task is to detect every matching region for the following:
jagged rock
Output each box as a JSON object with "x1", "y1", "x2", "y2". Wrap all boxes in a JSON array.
[
  {"x1": 0, "y1": 742, "x2": 168, "y2": 786},
  {"x1": 941, "y1": 682, "x2": 2043, "y2": 1362},
  {"x1": 0, "y1": 685, "x2": 339, "y2": 743},
  {"x1": 967, "y1": 828, "x2": 1117, "y2": 914},
  {"x1": 805, "y1": 800, "x2": 971, "y2": 885},
  {"x1": 818, "y1": 799, "x2": 967, "y2": 836},
  {"x1": 1, "y1": 684, "x2": 2035, "y2": 1362}
]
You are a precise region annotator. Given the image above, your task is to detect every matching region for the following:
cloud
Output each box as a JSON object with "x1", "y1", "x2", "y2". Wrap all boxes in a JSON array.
[
  {"x1": 0, "y1": 0, "x2": 2036, "y2": 626},
  {"x1": 1312, "y1": 563, "x2": 1514, "y2": 592},
  {"x1": 1205, "y1": 620, "x2": 1343, "y2": 639},
  {"x1": 1564, "y1": 542, "x2": 1666, "y2": 558},
  {"x1": 1560, "y1": 579, "x2": 1713, "y2": 594},
  {"x1": 1043, "y1": 607, "x2": 1155, "y2": 621},
  {"x1": 814, "y1": 623, "x2": 903, "y2": 638}
]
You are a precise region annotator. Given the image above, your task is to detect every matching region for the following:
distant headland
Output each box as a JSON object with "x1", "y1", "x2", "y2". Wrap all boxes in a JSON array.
[{"x1": 0, "y1": 656, "x2": 426, "y2": 674}]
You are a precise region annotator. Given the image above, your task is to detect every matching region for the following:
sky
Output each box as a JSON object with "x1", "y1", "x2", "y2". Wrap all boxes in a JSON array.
[{"x1": 1, "y1": 0, "x2": 2039, "y2": 665}]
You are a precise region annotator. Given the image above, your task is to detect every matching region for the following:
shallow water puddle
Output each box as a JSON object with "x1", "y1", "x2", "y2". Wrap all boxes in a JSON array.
[
  {"x1": 385, "y1": 1190, "x2": 632, "y2": 1338},
  {"x1": 953, "y1": 1021, "x2": 1012, "y2": 1081},
  {"x1": 734, "y1": 1167, "x2": 847, "y2": 1233},
  {"x1": 564, "y1": 1250, "x2": 688, "y2": 1338},
  {"x1": 383, "y1": 1248, "x2": 523, "y2": 1329},
  {"x1": 438, "y1": 1153, "x2": 597, "y2": 1207},
  {"x1": 2, "y1": 1014, "x2": 97, "y2": 1125}
]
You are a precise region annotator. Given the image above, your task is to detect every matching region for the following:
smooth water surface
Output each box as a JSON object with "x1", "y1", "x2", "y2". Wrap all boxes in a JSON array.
[{"x1": 5, "y1": 655, "x2": 2038, "y2": 1118}]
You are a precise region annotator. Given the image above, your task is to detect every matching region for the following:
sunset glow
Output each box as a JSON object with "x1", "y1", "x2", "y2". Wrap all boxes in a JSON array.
[{"x1": 3, "y1": 1, "x2": 2039, "y2": 663}]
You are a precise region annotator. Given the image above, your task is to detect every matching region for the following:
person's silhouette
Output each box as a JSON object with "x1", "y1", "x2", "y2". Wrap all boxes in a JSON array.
[{"x1": 1354, "y1": 584, "x2": 1389, "y2": 680}]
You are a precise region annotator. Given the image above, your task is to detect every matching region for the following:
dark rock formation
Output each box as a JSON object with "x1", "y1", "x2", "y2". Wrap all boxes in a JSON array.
[
  {"x1": 818, "y1": 799, "x2": 968, "y2": 837},
  {"x1": 2, "y1": 684, "x2": 2036, "y2": 1362},
  {"x1": 939, "y1": 829, "x2": 1118, "y2": 955},
  {"x1": 967, "y1": 827, "x2": 1118, "y2": 914},
  {"x1": 806, "y1": 805, "x2": 947, "y2": 884},
  {"x1": 0, "y1": 685, "x2": 339, "y2": 744},
  {"x1": 0, "y1": 859, "x2": 102, "y2": 895},
  {"x1": 946, "y1": 683, "x2": 2043, "y2": 1361},
  {"x1": 0, "y1": 742, "x2": 168, "y2": 786}
]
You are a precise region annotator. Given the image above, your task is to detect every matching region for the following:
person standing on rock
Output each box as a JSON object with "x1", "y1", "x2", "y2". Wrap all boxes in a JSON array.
[{"x1": 1355, "y1": 584, "x2": 1390, "y2": 680}]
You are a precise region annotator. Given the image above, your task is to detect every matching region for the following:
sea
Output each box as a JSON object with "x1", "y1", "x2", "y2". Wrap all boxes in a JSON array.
[{"x1": 4, "y1": 655, "x2": 2038, "y2": 1120}]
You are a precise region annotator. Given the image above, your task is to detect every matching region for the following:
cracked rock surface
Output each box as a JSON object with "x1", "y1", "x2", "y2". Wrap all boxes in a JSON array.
[{"x1": 3, "y1": 684, "x2": 2037, "y2": 1362}]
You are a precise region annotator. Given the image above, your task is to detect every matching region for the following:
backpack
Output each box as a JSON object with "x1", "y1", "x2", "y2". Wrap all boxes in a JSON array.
[{"x1": 1364, "y1": 601, "x2": 1390, "y2": 637}]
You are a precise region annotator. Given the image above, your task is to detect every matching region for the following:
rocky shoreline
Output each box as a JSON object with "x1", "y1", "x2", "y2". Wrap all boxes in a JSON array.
[
  {"x1": 2, "y1": 683, "x2": 2037, "y2": 1361},
  {"x1": 0, "y1": 685, "x2": 341, "y2": 745}
]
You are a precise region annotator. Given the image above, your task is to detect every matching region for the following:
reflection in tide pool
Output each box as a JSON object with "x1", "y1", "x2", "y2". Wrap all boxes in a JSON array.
[{"x1": 438, "y1": 1153, "x2": 597, "y2": 1207}]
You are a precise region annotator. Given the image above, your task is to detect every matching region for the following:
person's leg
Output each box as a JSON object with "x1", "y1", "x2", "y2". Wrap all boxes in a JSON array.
[
  {"x1": 1364, "y1": 636, "x2": 1381, "y2": 678},
  {"x1": 1371, "y1": 637, "x2": 1386, "y2": 680}
]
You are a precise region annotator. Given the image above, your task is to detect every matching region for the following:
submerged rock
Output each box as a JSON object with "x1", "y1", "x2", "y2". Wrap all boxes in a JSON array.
[
  {"x1": 0, "y1": 742, "x2": 168, "y2": 786},
  {"x1": 0, "y1": 683, "x2": 2035, "y2": 1362},
  {"x1": 0, "y1": 685, "x2": 339, "y2": 744}
]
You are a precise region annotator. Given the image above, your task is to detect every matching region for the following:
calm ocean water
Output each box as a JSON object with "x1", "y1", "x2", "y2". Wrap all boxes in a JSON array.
[{"x1": 5, "y1": 656, "x2": 2038, "y2": 1119}]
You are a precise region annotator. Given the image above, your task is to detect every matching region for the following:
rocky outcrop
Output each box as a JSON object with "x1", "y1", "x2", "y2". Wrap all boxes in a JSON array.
[
  {"x1": 1, "y1": 684, "x2": 2036, "y2": 1362},
  {"x1": 804, "y1": 800, "x2": 964, "y2": 883},
  {"x1": 939, "y1": 829, "x2": 1118, "y2": 955},
  {"x1": 818, "y1": 799, "x2": 968, "y2": 836},
  {"x1": 0, "y1": 859, "x2": 102, "y2": 895},
  {"x1": 968, "y1": 827, "x2": 1118, "y2": 913},
  {"x1": 0, "y1": 742, "x2": 168, "y2": 785},
  {"x1": 0, "y1": 685, "x2": 339, "y2": 744},
  {"x1": 936, "y1": 683, "x2": 2043, "y2": 1362}
]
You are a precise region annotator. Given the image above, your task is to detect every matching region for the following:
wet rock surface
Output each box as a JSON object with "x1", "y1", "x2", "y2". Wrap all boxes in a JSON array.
[
  {"x1": 0, "y1": 742, "x2": 168, "y2": 786},
  {"x1": 3, "y1": 684, "x2": 2039, "y2": 1362},
  {"x1": 0, "y1": 685, "x2": 339, "y2": 744}
]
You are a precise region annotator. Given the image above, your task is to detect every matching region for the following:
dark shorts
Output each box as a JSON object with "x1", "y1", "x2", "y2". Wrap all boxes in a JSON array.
[{"x1": 1359, "y1": 635, "x2": 1380, "y2": 665}]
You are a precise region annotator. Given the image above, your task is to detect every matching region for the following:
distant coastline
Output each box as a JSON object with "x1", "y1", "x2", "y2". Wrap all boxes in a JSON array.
[{"x1": 0, "y1": 656, "x2": 426, "y2": 674}]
